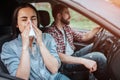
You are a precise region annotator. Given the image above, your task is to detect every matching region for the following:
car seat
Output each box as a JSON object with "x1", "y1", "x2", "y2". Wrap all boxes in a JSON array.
[{"x1": 37, "y1": 10, "x2": 50, "y2": 32}]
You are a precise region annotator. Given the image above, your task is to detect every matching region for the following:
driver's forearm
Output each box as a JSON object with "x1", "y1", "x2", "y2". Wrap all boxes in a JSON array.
[{"x1": 82, "y1": 26, "x2": 101, "y2": 41}]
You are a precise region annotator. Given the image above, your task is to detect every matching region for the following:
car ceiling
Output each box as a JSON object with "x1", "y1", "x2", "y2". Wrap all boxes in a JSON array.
[{"x1": 16, "y1": 0, "x2": 54, "y2": 3}]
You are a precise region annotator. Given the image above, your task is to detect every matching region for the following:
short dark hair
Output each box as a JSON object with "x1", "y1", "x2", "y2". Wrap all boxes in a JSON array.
[
  {"x1": 52, "y1": 4, "x2": 68, "y2": 20},
  {"x1": 12, "y1": 3, "x2": 40, "y2": 38}
]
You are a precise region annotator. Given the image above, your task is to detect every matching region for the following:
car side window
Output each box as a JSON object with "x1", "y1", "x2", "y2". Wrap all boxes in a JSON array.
[{"x1": 69, "y1": 8, "x2": 98, "y2": 31}]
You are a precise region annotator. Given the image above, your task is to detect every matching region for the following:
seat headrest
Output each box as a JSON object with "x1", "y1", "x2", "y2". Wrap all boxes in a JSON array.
[{"x1": 38, "y1": 10, "x2": 50, "y2": 27}]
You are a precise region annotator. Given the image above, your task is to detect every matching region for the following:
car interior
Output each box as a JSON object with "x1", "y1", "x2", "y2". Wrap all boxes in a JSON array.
[{"x1": 0, "y1": 0, "x2": 120, "y2": 80}]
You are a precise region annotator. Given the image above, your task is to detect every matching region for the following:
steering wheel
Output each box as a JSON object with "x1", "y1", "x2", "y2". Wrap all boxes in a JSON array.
[{"x1": 92, "y1": 28, "x2": 105, "y2": 51}]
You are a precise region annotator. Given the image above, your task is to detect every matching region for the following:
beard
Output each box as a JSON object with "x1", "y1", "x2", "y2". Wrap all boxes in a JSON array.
[{"x1": 61, "y1": 17, "x2": 70, "y2": 25}]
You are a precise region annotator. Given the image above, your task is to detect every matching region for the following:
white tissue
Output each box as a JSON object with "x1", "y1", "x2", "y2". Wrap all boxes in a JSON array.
[{"x1": 29, "y1": 21, "x2": 36, "y2": 37}]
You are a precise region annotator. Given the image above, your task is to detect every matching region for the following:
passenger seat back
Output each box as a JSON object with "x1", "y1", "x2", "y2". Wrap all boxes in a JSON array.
[{"x1": 38, "y1": 10, "x2": 50, "y2": 32}]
